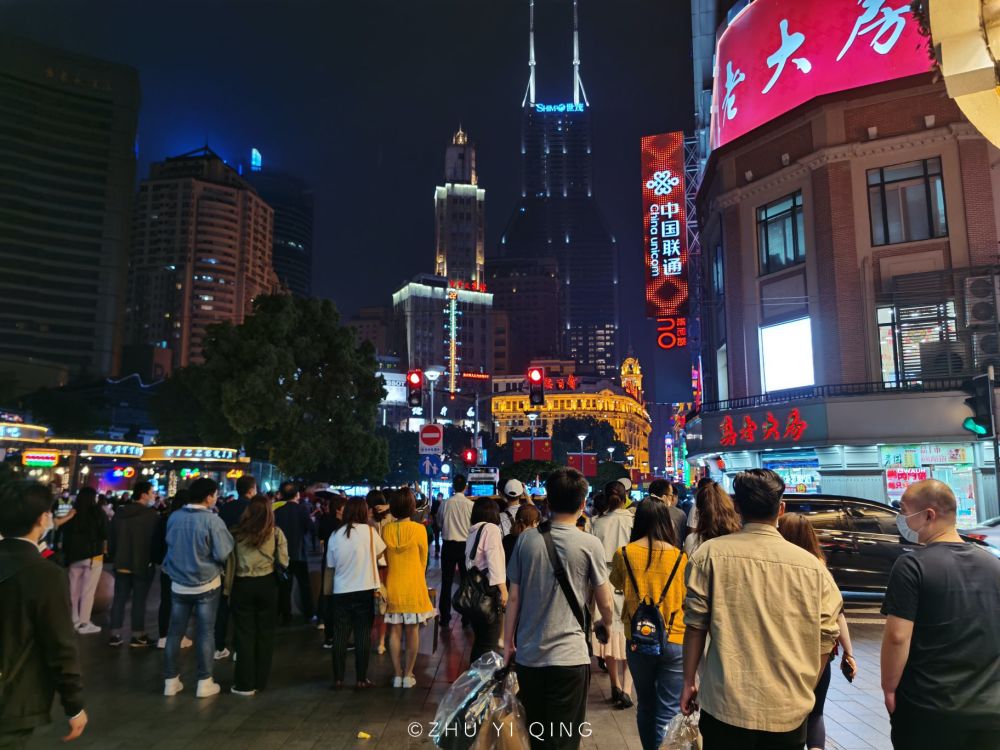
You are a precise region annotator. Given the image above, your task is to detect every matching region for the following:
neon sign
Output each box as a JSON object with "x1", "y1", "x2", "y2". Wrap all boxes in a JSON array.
[
  {"x1": 710, "y1": 0, "x2": 929, "y2": 149},
  {"x1": 251, "y1": 148, "x2": 262, "y2": 172},
  {"x1": 448, "y1": 279, "x2": 487, "y2": 292},
  {"x1": 145, "y1": 447, "x2": 237, "y2": 462},
  {"x1": 112, "y1": 466, "x2": 136, "y2": 479},
  {"x1": 720, "y1": 408, "x2": 809, "y2": 447},
  {"x1": 89, "y1": 443, "x2": 143, "y2": 458},
  {"x1": 535, "y1": 103, "x2": 586, "y2": 113},
  {"x1": 22, "y1": 450, "x2": 59, "y2": 467},
  {"x1": 447, "y1": 291, "x2": 459, "y2": 394}
]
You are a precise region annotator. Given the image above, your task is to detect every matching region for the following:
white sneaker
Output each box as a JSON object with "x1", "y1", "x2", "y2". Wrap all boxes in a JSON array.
[
  {"x1": 230, "y1": 687, "x2": 256, "y2": 697},
  {"x1": 76, "y1": 623, "x2": 101, "y2": 635},
  {"x1": 392, "y1": 676, "x2": 403, "y2": 688},
  {"x1": 196, "y1": 678, "x2": 221, "y2": 698},
  {"x1": 157, "y1": 637, "x2": 167, "y2": 649},
  {"x1": 163, "y1": 677, "x2": 183, "y2": 696},
  {"x1": 213, "y1": 648, "x2": 230, "y2": 661},
  {"x1": 402, "y1": 675, "x2": 416, "y2": 689}
]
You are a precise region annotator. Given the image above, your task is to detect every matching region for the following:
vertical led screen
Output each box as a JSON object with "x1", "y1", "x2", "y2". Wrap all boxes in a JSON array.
[{"x1": 642, "y1": 132, "x2": 688, "y2": 351}]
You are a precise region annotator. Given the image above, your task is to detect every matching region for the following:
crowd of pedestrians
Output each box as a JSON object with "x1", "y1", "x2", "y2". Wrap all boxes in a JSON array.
[{"x1": 0, "y1": 467, "x2": 998, "y2": 750}]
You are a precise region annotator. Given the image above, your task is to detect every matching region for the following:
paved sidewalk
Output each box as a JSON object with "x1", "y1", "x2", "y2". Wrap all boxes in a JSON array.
[{"x1": 25, "y1": 554, "x2": 892, "y2": 749}]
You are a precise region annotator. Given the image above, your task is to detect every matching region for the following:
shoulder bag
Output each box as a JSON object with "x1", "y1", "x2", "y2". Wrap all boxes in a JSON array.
[
  {"x1": 272, "y1": 531, "x2": 290, "y2": 584},
  {"x1": 454, "y1": 525, "x2": 500, "y2": 625},
  {"x1": 370, "y1": 526, "x2": 388, "y2": 615},
  {"x1": 539, "y1": 521, "x2": 592, "y2": 652}
]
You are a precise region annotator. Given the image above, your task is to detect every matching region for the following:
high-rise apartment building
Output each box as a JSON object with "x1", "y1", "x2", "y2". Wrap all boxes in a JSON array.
[
  {"x1": 125, "y1": 147, "x2": 277, "y2": 370},
  {"x1": 346, "y1": 305, "x2": 394, "y2": 357},
  {"x1": 245, "y1": 152, "x2": 314, "y2": 297},
  {"x1": 486, "y1": 256, "x2": 559, "y2": 374},
  {"x1": 495, "y1": 0, "x2": 619, "y2": 376},
  {"x1": 434, "y1": 128, "x2": 486, "y2": 286},
  {"x1": 0, "y1": 35, "x2": 139, "y2": 391}
]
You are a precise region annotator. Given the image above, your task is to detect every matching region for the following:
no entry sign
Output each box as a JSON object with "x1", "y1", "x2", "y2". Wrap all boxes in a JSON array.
[{"x1": 419, "y1": 424, "x2": 444, "y2": 455}]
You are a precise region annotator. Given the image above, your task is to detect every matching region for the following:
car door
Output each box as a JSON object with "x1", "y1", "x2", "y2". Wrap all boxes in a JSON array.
[
  {"x1": 785, "y1": 500, "x2": 860, "y2": 590},
  {"x1": 842, "y1": 501, "x2": 914, "y2": 592}
]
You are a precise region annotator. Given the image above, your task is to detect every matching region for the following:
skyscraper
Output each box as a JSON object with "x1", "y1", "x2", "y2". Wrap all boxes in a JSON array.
[
  {"x1": 0, "y1": 35, "x2": 139, "y2": 392},
  {"x1": 486, "y1": 256, "x2": 559, "y2": 374},
  {"x1": 495, "y1": 0, "x2": 619, "y2": 376},
  {"x1": 434, "y1": 128, "x2": 486, "y2": 286},
  {"x1": 245, "y1": 151, "x2": 314, "y2": 297},
  {"x1": 125, "y1": 147, "x2": 277, "y2": 370}
]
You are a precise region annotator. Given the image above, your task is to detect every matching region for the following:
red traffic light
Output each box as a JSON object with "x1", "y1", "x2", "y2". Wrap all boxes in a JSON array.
[
  {"x1": 463, "y1": 449, "x2": 477, "y2": 464},
  {"x1": 407, "y1": 370, "x2": 423, "y2": 386},
  {"x1": 527, "y1": 367, "x2": 543, "y2": 383}
]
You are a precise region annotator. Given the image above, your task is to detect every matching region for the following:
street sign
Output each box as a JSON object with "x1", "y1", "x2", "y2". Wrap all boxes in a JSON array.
[
  {"x1": 419, "y1": 455, "x2": 442, "y2": 477},
  {"x1": 419, "y1": 424, "x2": 444, "y2": 455}
]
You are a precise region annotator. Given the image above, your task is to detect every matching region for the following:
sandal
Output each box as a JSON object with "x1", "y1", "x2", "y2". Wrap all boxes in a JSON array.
[{"x1": 356, "y1": 679, "x2": 375, "y2": 689}]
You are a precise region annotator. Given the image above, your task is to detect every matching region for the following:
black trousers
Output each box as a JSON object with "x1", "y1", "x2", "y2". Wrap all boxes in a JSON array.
[
  {"x1": 331, "y1": 589, "x2": 374, "y2": 682},
  {"x1": 278, "y1": 560, "x2": 313, "y2": 620},
  {"x1": 700, "y1": 711, "x2": 806, "y2": 750},
  {"x1": 0, "y1": 730, "x2": 32, "y2": 750},
  {"x1": 158, "y1": 570, "x2": 172, "y2": 637},
  {"x1": 110, "y1": 571, "x2": 153, "y2": 633},
  {"x1": 215, "y1": 591, "x2": 230, "y2": 651},
  {"x1": 439, "y1": 540, "x2": 466, "y2": 623},
  {"x1": 891, "y1": 699, "x2": 1000, "y2": 750},
  {"x1": 515, "y1": 663, "x2": 590, "y2": 750},
  {"x1": 231, "y1": 573, "x2": 279, "y2": 692}
]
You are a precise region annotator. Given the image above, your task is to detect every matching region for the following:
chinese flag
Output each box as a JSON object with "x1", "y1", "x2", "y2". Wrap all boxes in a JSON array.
[
  {"x1": 512, "y1": 438, "x2": 530, "y2": 462},
  {"x1": 534, "y1": 439, "x2": 552, "y2": 461},
  {"x1": 583, "y1": 454, "x2": 598, "y2": 477},
  {"x1": 630, "y1": 469, "x2": 642, "y2": 485},
  {"x1": 567, "y1": 454, "x2": 582, "y2": 473}
]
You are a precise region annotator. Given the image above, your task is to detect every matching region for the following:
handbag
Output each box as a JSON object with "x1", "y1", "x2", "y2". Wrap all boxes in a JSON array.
[
  {"x1": 272, "y1": 531, "x2": 290, "y2": 584},
  {"x1": 371, "y1": 526, "x2": 388, "y2": 615},
  {"x1": 454, "y1": 525, "x2": 500, "y2": 626}
]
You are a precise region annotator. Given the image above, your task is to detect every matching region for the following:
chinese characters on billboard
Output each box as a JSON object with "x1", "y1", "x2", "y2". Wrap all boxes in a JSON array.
[
  {"x1": 711, "y1": 0, "x2": 930, "y2": 149},
  {"x1": 641, "y1": 132, "x2": 688, "y2": 351}
]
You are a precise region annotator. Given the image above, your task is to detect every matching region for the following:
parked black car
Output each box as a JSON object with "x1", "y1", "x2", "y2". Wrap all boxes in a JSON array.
[{"x1": 783, "y1": 493, "x2": 1000, "y2": 595}]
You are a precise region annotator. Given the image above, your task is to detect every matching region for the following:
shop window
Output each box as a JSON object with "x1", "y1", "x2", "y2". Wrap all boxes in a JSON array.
[
  {"x1": 867, "y1": 158, "x2": 947, "y2": 246},
  {"x1": 756, "y1": 191, "x2": 805, "y2": 275},
  {"x1": 878, "y1": 307, "x2": 899, "y2": 384},
  {"x1": 759, "y1": 317, "x2": 814, "y2": 392},
  {"x1": 712, "y1": 243, "x2": 725, "y2": 296}
]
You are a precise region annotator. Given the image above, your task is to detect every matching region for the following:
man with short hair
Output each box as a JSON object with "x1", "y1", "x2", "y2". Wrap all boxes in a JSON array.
[
  {"x1": 162, "y1": 478, "x2": 233, "y2": 698},
  {"x1": 505, "y1": 468, "x2": 615, "y2": 750},
  {"x1": 274, "y1": 481, "x2": 315, "y2": 625},
  {"x1": 438, "y1": 475, "x2": 474, "y2": 627},
  {"x1": 881, "y1": 479, "x2": 1000, "y2": 749},
  {"x1": 108, "y1": 480, "x2": 160, "y2": 647},
  {"x1": 0, "y1": 481, "x2": 87, "y2": 747},
  {"x1": 681, "y1": 468, "x2": 841, "y2": 749},
  {"x1": 213, "y1": 474, "x2": 256, "y2": 659}
]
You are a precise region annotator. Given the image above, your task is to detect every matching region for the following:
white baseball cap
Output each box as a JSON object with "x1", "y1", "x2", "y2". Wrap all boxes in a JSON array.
[
  {"x1": 619, "y1": 477, "x2": 633, "y2": 492},
  {"x1": 503, "y1": 479, "x2": 526, "y2": 498}
]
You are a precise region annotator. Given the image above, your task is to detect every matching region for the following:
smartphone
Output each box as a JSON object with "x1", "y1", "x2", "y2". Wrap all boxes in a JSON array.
[{"x1": 840, "y1": 657, "x2": 855, "y2": 683}]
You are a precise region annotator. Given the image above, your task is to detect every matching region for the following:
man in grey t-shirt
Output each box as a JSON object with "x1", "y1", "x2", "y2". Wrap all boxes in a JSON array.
[{"x1": 505, "y1": 468, "x2": 615, "y2": 750}]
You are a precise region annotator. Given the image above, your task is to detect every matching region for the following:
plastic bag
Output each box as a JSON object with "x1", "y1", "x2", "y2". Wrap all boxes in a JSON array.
[
  {"x1": 431, "y1": 653, "x2": 506, "y2": 750},
  {"x1": 661, "y1": 710, "x2": 700, "y2": 750},
  {"x1": 470, "y1": 670, "x2": 530, "y2": 750}
]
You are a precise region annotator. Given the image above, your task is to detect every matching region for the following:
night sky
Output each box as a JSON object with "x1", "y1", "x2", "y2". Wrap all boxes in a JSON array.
[{"x1": 1, "y1": 0, "x2": 694, "y2": 399}]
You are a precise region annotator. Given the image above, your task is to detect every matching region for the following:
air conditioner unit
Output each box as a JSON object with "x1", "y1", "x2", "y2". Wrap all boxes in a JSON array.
[
  {"x1": 918, "y1": 340, "x2": 971, "y2": 379},
  {"x1": 964, "y1": 275, "x2": 1000, "y2": 327},
  {"x1": 973, "y1": 330, "x2": 1000, "y2": 371}
]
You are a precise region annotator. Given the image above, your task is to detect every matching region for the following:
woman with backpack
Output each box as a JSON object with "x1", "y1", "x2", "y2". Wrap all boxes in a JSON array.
[
  {"x1": 62, "y1": 487, "x2": 109, "y2": 634},
  {"x1": 226, "y1": 496, "x2": 289, "y2": 696},
  {"x1": 591, "y1": 485, "x2": 636, "y2": 709},
  {"x1": 463, "y1": 498, "x2": 508, "y2": 663},
  {"x1": 607, "y1": 498, "x2": 687, "y2": 750}
]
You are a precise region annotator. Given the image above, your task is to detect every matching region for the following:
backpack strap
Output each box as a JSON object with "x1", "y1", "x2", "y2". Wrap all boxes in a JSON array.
[
  {"x1": 468, "y1": 524, "x2": 486, "y2": 562},
  {"x1": 620, "y1": 545, "x2": 646, "y2": 602},
  {"x1": 539, "y1": 522, "x2": 587, "y2": 635},
  {"x1": 0, "y1": 559, "x2": 34, "y2": 692},
  {"x1": 656, "y1": 550, "x2": 685, "y2": 606}
]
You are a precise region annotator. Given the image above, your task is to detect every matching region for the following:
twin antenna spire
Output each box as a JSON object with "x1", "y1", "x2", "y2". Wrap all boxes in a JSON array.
[{"x1": 523, "y1": 0, "x2": 589, "y2": 108}]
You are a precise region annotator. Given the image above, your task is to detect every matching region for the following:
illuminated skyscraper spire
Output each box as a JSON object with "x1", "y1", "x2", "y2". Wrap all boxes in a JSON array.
[
  {"x1": 572, "y1": 0, "x2": 589, "y2": 106},
  {"x1": 524, "y1": 0, "x2": 537, "y2": 106}
]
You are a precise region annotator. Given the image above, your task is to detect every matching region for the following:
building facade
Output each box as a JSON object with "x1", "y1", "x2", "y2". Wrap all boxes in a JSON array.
[
  {"x1": 0, "y1": 36, "x2": 139, "y2": 390},
  {"x1": 485, "y1": 256, "x2": 560, "y2": 374},
  {"x1": 491, "y1": 357, "x2": 651, "y2": 470},
  {"x1": 346, "y1": 306, "x2": 394, "y2": 357},
  {"x1": 687, "y1": 3, "x2": 1000, "y2": 524},
  {"x1": 391, "y1": 274, "x2": 493, "y2": 394},
  {"x1": 435, "y1": 128, "x2": 486, "y2": 286},
  {"x1": 125, "y1": 147, "x2": 277, "y2": 370},
  {"x1": 246, "y1": 158, "x2": 314, "y2": 297}
]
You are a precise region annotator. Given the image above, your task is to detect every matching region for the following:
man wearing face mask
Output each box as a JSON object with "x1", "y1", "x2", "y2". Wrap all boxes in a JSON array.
[
  {"x1": 881, "y1": 479, "x2": 1000, "y2": 749},
  {"x1": 107, "y1": 480, "x2": 160, "y2": 648},
  {"x1": 0, "y1": 480, "x2": 87, "y2": 747}
]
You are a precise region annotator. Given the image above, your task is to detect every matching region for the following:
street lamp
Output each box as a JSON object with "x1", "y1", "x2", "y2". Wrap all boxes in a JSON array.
[
  {"x1": 606, "y1": 446, "x2": 615, "y2": 463},
  {"x1": 425, "y1": 366, "x2": 444, "y2": 424},
  {"x1": 577, "y1": 433, "x2": 587, "y2": 470},
  {"x1": 527, "y1": 412, "x2": 539, "y2": 460},
  {"x1": 627, "y1": 454, "x2": 635, "y2": 469}
]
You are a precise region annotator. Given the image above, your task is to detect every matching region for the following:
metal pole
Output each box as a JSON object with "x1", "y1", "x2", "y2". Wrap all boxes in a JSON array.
[
  {"x1": 474, "y1": 391, "x2": 481, "y2": 453},
  {"x1": 990, "y1": 365, "x2": 1000, "y2": 518},
  {"x1": 430, "y1": 381, "x2": 436, "y2": 426}
]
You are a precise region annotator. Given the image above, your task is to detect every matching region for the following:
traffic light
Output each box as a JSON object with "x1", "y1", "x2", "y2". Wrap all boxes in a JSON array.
[
  {"x1": 406, "y1": 370, "x2": 423, "y2": 408},
  {"x1": 527, "y1": 366, "x2": 545, "y2": 406},
  {"x1": 962, "y1": 373, "x2": 995, "y2": 438},
  {"x1": 462, "y1": 448, "x2": 477, "y2": 465}
]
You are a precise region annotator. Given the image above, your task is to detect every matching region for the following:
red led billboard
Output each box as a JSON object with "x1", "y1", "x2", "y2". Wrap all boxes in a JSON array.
[
  {"x1": 642, "y1": 132, "x2": 688, "y2": 351},
  {"x1": 710, "y1": 0, "x2": 930, "y2": 149}
]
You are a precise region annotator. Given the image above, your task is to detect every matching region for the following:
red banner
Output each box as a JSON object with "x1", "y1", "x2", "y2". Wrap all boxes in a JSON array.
[
  {"x1": 512, "y1": 437, "x2": 552, "y2": 462},
  {"x1": 567, "y1": 453, "x2": 598, "y2": 478},
  {"x1": 710, "y1": 0, "x2": 929, "y2": 149}
]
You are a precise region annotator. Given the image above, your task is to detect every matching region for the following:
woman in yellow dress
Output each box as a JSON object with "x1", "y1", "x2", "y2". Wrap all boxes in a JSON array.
[{"x1": 382, "y1": 487, "x2": 435, "y2": 688}]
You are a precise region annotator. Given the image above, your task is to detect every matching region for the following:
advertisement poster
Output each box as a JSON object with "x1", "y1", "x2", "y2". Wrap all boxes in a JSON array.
[
  {"x1": 919, "y1": 444, "x2": 973, "y2": 465},
  {"x1": 880, "y1": 445, "x2": 919, "y2": 469},
  {"x1": 885, "y1": 468, "x2": 928, "y2": 505}
]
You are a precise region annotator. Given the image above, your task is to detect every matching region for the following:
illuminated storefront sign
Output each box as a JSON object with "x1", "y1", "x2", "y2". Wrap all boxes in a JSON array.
[
  {"x1": 697, "y1": 404, "x2": 828, "y2": 452},
  {"x1": 641, "y1": 132, "x2": 689, "y2": 350},
  {"x1": 142, "y1": 446, "x2": 238, "y2": 462},
  {"x1": 535, "y1": 102, "x2": 586, "y2": 113},
  {"x1": 87, "y1": 443, "x2": 143, "y2": 458},
  {"x1": 461, "y1": 372, "x2": 491, "y2": 381},
  {"x1": 449, "y1": 279, "x2": 487, "y2": 292},
  {"x1": 711, "y1": 0, "x2": 929, "y2": 149},
  {"x1": 112, "y1": 466, "x2": 136, "y2": 479},
  {"x1": 227, "y1": 469, "x2": 245, "y2": 479},
  {"x1": 0, "y1": 411, "x2": 24, "y2": 423},
  {"x1": 22, "y1": 450, "x2": 59, "y2": 467},
  {"x1": 0, "y1": 423, "x2": 48, "y2": 442}
]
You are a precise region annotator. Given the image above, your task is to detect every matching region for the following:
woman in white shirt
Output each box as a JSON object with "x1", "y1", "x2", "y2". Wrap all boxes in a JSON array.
[
  {"x1": 326, "y1": 498, "x2": 386, "y2": 690},
  {"x1": 591, "y1": 482, "x2": 635, "y2": 709},
  {"x1": 464, "y1": 498, "x2": 509, "y2": 663}
]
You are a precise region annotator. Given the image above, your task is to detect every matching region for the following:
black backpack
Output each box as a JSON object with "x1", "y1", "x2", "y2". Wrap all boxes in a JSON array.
[{"x1": 621, "y1": 545, "x2": 684, "y2": 657}]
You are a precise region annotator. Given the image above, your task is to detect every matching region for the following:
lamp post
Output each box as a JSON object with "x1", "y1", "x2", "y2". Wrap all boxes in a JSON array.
[
  {"x1": 577, "y1": 433, "x2": 587, "y2": 471},
  {"x1": 606, "y1": 446, "x2": 615, "y2": 464},
  {"x1": 627, "y1": 454, "x2": 635, "y2": 469},
  {"x1": 527, "y1": 412, "x2": 539, "y2": 460},
  {"x1": 425, "y1": 366, "x2": 444, "y2": 425}
]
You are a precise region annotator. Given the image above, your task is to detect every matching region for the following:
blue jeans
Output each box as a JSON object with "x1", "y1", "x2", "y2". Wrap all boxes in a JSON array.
[
  {"x1": 164, "y1": 587, "x2": 221, "y2": 681},
  {"x1": 626, "y1": 642, "x2": 684, "y2": 750}
]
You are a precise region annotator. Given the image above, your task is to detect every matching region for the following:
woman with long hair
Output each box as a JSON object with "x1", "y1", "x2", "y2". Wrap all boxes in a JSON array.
[
  {"x1": 684, "y1": 480, "x2": 741, "y2": 556},
  {"x1": 62, "y1": 487, "x2": 109, "y2": 634},
  {"x1": 382, "y1": 488, "x2": 435, "y2": 688},
  {"x1": 226, "y1": 495, "x2": 289, "y2": 696},
  {"x1": 502, "y1": 504, "x2": 541, "y2": 562},
  {"x1": 327, "y1": 497, "x2": 384, "y2": 689},
  {"x1": 591, "y1": 484, "x2": 636, "y2": 709},
  {"x1": 778, "y1": 513, "x2": 857, "y2": 750},
  {"x1": 607, "y1": 498, "x2": 687, "y2": 750},
  {"x1": 464, "y1": 498, "x2": 509, "y2": 663}
]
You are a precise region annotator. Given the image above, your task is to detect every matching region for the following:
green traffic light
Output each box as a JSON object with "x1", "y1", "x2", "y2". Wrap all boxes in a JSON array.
[{"x1": 963, "y1": 416, "x2": 989, "y2": 436}]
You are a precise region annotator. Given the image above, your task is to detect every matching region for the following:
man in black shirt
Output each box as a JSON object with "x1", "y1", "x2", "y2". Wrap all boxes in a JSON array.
[
  {"x1": 881, "y1": 479, "x2": 1000, "y2": 750},
  {"x1": 274, "y1": 482, "x2": 315, "y2": 625}
]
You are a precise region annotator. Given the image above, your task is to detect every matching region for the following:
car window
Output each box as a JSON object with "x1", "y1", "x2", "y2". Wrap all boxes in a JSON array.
[
  {"x1": 785, "y1": 503, "x2": 847, "y2": 531},
  {"x1": 846, "y1": 503, "x2": 897, "y2": 535}
]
